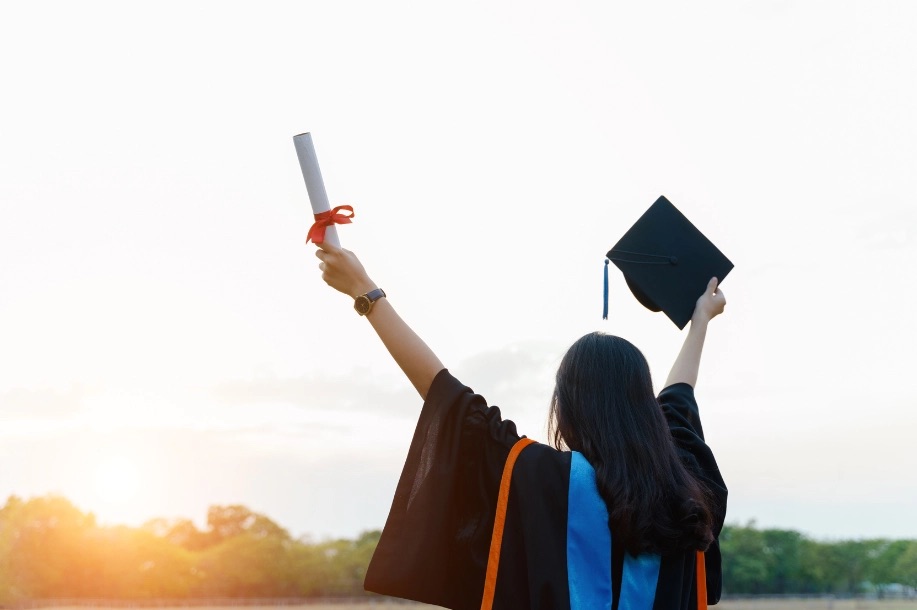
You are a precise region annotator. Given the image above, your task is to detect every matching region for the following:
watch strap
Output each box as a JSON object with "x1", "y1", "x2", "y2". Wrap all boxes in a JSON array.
[{"x1": 364, "y1": 288, "x2": 386, "y2": 303}]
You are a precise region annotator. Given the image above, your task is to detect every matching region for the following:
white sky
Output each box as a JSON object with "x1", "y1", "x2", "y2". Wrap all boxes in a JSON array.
[{"x1": 1, "y1": 1, "x2": 915, "y2": 542}]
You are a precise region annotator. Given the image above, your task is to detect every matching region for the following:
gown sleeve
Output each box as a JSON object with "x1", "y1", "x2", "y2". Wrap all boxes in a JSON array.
[
  {"x1": 364, "y1": 368, "x2": 522, "y2": 610},
  {"x1": 657, "y1": 383, "x2": 728, "y2": 606}
]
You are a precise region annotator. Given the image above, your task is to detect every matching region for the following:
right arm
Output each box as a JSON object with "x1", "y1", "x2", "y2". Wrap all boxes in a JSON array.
[
  {"x1": 663, "y1": 277, "x2": 726, "y2": 389},
  {"x1": 314, "y1": 242, "x2": 444, "y2": 400}
]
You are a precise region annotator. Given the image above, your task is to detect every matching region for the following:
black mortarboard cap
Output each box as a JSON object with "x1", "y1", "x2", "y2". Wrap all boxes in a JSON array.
[{"x1": 605, "y1": 196, "x2": 733, "y2": 329}]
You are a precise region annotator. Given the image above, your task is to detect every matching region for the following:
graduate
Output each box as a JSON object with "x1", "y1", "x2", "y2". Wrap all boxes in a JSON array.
[{"x1": 312, "y1": 209, "x2": 728, "y2": 609}]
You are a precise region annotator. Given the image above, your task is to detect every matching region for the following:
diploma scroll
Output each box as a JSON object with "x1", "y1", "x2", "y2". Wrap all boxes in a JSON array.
[{"x1": 293, "y1": 132, "x2": 341, "y2": 247}]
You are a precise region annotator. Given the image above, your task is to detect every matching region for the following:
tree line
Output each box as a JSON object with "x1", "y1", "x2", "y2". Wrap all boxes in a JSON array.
[
  {"x1": 0, "y1": 496, "x2": 377, "y2": 601},
  {"x1": 720, "y1": 521, "x2": 917, "y2": 596},
  {"x1": 1, "y1": 495, "x2": 915, "y2": 602}
]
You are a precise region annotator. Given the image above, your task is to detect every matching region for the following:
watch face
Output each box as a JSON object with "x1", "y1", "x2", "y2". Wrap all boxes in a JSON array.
[{"x1": 355, "y1": 296, "x2": 371, "y2": 315}]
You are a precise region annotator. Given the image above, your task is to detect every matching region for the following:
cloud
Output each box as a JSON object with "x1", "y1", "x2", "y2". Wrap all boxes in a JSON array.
[
  {"x1": 450, "y1": 340, "x2": 567, "y2": 442},
  {"x1": 456, "y1": 339, "x2": 565, "y2": 393},
  {"x1": 209, "y1": 340, "x2": 567, "y2": 421},
  {"x1": 211, "y1": 370, "x2": 421, "y2": 416},
  {"x1": 0, "y1": 418, "x2": 414, "y2": 539},
  {"x1": 856, "y1": 208, "x2": 916, "y2": 251},
  {"x1": 202, "y1": 341, "x2": 567, "y2": 438},
  {"x1": 0, "y1": 385, "x2": 91, "y2": 418}
]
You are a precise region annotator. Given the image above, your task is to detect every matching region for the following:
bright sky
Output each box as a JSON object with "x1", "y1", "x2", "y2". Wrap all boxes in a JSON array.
[{"x1": 1, "y1": 1, "x2": 915, "y2": 543}]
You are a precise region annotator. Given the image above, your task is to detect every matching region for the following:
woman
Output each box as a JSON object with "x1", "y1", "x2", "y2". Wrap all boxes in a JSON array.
[{"x1": 315, "y1": 241, "x2": 727, "y2": 610}]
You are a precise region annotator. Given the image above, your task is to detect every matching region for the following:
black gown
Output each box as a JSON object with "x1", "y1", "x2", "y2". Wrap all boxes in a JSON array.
[{"x1": 364, "y1": 369, "x2": 727, "y2": 610}]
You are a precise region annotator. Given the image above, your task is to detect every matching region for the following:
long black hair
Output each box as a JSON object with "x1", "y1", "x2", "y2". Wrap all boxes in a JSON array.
[{"x1": 548, "y1": 332, "x2": 714, "y2": 556}]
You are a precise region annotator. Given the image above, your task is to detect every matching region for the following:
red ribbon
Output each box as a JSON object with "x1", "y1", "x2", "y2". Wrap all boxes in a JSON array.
[{"x1": 306, "y1": 205, "x2": 354, "y2": 244}]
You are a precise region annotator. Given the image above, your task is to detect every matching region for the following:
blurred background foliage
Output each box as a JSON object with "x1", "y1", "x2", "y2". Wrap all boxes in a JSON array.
[{"x1": 0, "y1": 496, "x2": 915, "y2": 602}]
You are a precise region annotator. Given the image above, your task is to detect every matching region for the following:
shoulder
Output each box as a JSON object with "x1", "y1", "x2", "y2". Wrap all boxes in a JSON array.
[
  {"x1": 425, "y1": 368, "x2": 471, "y2": 404},
  {"x1": 507, "y1": 443, "x2": 572, "y2": 520},
  {"x1": 657, "y1": 382, "x2": 704, "y2": 440},
  {"x1": 422, "y1": 368, "x2": 488, "y2": 423},
  {"x1": 658, "y1": 382, "x2": 697, "y2": 408},
  {"x1": 511, "y1": 443, "x2": 572, "y2": 489},
  {"x1": 420, "y1": 368, "x2": 522, "y2": 450},
  {"x1": 515, "y1": 441, "x2": 570, "y2": 468}
]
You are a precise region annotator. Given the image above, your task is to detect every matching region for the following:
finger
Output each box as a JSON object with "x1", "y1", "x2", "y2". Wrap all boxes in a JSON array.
[
  {"x1": 315, "y1": 240, "x2": 342, "y2": 253},
  {"x1": 319, "y1": 262, "x2": 327, "y2": 272},
  {"x1": 707, "y1": 277, "x2": 719, "y2": 293},
  {"x1": 315, "y1": 249, "x2": 326, "y2": 261}
]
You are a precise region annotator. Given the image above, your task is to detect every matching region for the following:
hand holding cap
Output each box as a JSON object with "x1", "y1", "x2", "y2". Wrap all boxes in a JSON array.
[{"x1": 605, "y1": 196, "x2": 733, "y2": 329}]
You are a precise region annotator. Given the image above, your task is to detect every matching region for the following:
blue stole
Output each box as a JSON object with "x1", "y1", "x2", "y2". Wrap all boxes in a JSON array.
[{"x1": 567, "y1": 451, "x2": 661, "y2": 610}]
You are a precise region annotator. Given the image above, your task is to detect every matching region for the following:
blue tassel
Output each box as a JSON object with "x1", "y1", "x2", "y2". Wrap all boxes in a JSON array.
[{"x1": 603, "y1": 259, "x2": 609, "y2": 320}]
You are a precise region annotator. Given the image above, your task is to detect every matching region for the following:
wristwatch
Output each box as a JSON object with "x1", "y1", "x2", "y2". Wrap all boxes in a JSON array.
[{"x1": 354, "y1": 288, "x2": 386, "y2": 316}]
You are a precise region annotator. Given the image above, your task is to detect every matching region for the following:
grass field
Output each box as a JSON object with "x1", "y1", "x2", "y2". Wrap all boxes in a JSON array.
[
  {"x1": 716, "y1": 601, "x2": 917, "y2": 610},
  {"x1": 36, "y1": 601, "x2": 917, "y2": 610}
]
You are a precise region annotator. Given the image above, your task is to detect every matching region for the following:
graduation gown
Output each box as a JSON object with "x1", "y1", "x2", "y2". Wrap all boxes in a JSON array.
[{"x1": 364, "y1": 369, "x2": 727, "y2": 609}]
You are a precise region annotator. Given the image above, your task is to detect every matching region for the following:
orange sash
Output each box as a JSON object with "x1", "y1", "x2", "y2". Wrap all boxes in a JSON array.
[
  {"x1": 480, "y1": 438, "x2": 535, "y2": 610},
  {"x1": 696, "y1": 550, "x2": 708, "y2": 609}
]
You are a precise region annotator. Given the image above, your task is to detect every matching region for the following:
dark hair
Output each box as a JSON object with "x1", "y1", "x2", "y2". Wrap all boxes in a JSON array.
[{"x1": 548, "y1": 332, "x2": 714, "y2": 556}]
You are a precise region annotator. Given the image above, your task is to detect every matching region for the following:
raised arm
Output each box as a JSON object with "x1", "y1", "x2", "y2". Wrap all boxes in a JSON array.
[
  {"x1": 314, "y1": 242, "x2": 444, "y2": 400},
  {"x1": 663, "y1": 277, "x2": 727, "y2": 389}
]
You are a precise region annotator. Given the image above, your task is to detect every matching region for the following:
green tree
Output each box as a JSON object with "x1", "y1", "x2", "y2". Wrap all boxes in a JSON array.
[
  {"x1": 825, "y1": 539, "x2": 874, "y2": 594},
  {"x1": 0, "y1": 496, "x2": 25, "y2": 603},
  {"x1": 143, "y1": 517, "x2": 211, "y2": 551},
  {"x1": 315, "y1": 530, "x2": 382, "y2": 596},
  {"x1": 894, "y1": 540, "x2": 917, "y2": 588},
  {"x1": 866, "y1": 539, "x2": 909, "y2": 596},
  {"x1": 798, "y1": 538, "x2": 835, "y2": 593},
  {"x1": 288, "y1": 538, "x2": 338, "y2": 596},
  {"x1": 205, "y1": 505, "x2": 289, "y2": 545},
  {"x1": 720, "y1": 523, "x2": 768, "y2": 594},
  {"x1": 760, "y1": 529, "x2": 804, "y2": 593},
  {"x1": 0, "y1": 495, "x2": 95, "y2": 599},
  {"x1": 82, "y1": 526, "x2": 197, "y2": 597},
  {"x1": 194, "y1": 532, "x2": 298, "y2": 595},
  {"x1": 189, "y1": 505, "x2": 297, "y2": 596}
]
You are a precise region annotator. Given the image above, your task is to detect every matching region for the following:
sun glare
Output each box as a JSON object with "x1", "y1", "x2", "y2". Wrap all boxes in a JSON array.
[{"x1": 92, "y1": 456, "x2": 141, "y2": 518}]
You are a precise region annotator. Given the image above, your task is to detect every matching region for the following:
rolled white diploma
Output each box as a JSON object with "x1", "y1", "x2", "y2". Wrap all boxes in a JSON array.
[{"x1": 293, "y1": 132, "x2": 341, "y2": 248}]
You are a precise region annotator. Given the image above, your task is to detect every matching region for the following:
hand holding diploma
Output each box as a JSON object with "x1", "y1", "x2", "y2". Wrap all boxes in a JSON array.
[
  {"x1": 293, "y1": 132, "x2": 353, "y2": 246},
  {"x1": 314, "y1": 242, "x2": 377, "y2": 299}
]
